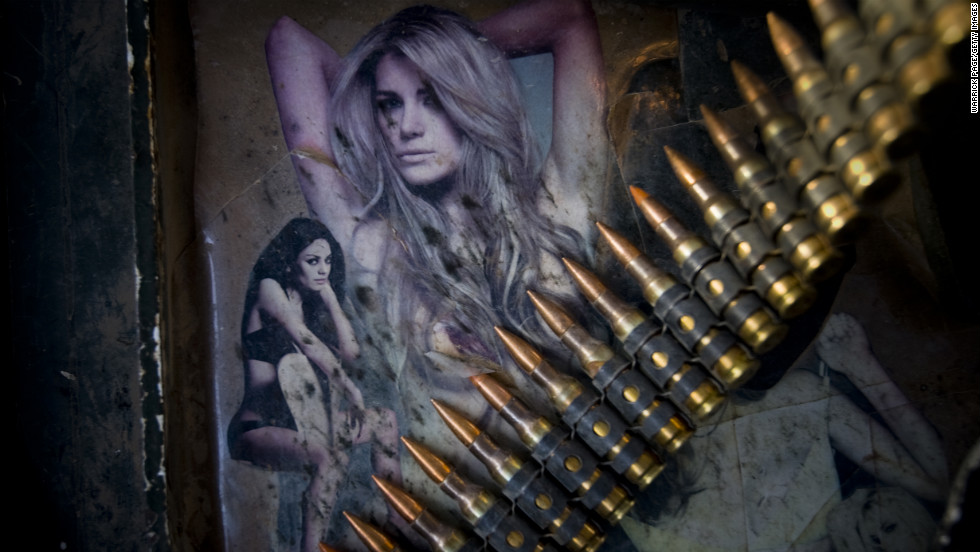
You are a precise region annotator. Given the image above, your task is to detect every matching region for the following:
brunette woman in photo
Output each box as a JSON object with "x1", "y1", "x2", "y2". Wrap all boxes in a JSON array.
[{"x1": 227, "y1": 218, "x2": 401, "y2": 552}]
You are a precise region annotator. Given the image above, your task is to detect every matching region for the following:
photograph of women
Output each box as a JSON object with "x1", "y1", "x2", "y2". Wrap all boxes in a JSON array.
[{"x1": 188, "y1": 1, "x2": 979, "y2": 551}]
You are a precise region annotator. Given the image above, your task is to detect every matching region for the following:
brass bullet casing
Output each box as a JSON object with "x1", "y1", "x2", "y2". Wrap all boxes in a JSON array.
[
  {"x1": 527, "y1": 290, "x2": 696, "y2": 451},
  {"x1": 588, "y1": 226, "x2": 759, "y2": 390},
  {"x1": 858, "y1": 0, "x2": 955, "y2": 113},
  {"x1": 343, "y1": 512, "x2": 405, "y2": 552},
  {"x1": 400, "y1": 437, "x2": 554, "y2": 552},
  {"x1": 700, "y1": 105, "x2": 844, "y2": 284},
  {"x1": 809, "y1": 0, "x2": 921, "y2": 160},
  {"x1": 924, "y1": 0, "x2": 971, "y2": 65},
  {"x1": 372, "y1": 476, "x2": 482, "y2": 552},
  {"x1": 432, "y1": 401, "x2": 606, "y2": 552},
  {"x1": 629, "y1": 186, "x2": 788, "y2": 354},
  {"x1": 470, "y1": 374, "x2": 636, "y2": 523},
  {"x1": 530, "y1": 283, "x2": 724, "y2": 423},
  {"x1": 768, "y1": 12, "x2": 899, "y2": 203},
  {"x1": 495, "y1": 327, "x2": 665, "y2": 489},
  {"x1": 665, "y1": 145, "x2": 816, "y2": 318},
  {"x1": 730, "y1": 60, "x2": 864, "y2": 244}
]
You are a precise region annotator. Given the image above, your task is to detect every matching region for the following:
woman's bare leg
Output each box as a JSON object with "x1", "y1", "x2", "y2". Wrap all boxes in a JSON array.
[
  {"x1": 235, "y1": 426, "x2": 345, "y2": 552},
  {"x1": 277, "y1": 354, "x2": 352, "y2": 551},
  {"x1": 356, "y1": 407, "x2": 401, "y2": 485},
  {"x1": 343, "y1": 406, "x2": 417, "y2": 542}
]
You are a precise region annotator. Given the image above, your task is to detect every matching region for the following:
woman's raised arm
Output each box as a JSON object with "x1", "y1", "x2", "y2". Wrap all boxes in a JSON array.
[
  {"x1": 256, "y1": 278, "x2": 366, "y2": 410},
  {"x1": 266, "y1": 17, "x2": 365, "y2": 256},
  {"x1": 320, "y1": 284, "x2": 360, "y2": 362},
  {"x1": 478, "y1": 0, "x2": 608, "y2": 227},
  {"x1": 256, "y1": 278, "x2": 341, "y2": 378}
]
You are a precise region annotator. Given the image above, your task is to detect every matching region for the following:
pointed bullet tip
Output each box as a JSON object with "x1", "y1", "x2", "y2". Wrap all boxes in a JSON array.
[
  {"x1": 526, "y1": 289, "x2": 546, "y2": 311},
  {"x1": 664, "y1": 147, "x2": 703, "y2": 187},
  {"x1": 470, "y1": 372, "x2": 511, "y2": 410},
  {"x1": 373, "y1": 476, "x2": 423, "y2": 524},
  {"x1": 344, "y1": 512, "x2": 397, "y2": 552},
  {"x1": 527, "y1": 291, "x2": 574, "y2": 337},
  {"x1": 433, "y1": 400, "x2": 480, "y2": 446},
  {"x1": 595, "y1": 222, "x2": 640, "y2": 264},
  {"x1": 767, "y1": 11, "x2": 807, "y2": 69},
  {"x1": 730, "y1": 60, "x2": 768, "y2": 107},
  {"x1": 700, "y1": 105, "x2": 734, "y2": 147},
  {"x1": 402, "y1": 437, "x2": 451, "y2": 484},
  {"x1": 495, "y1": 327, "x2": 541, "y2": 373},
  {"x1": 629, "y1": 185, "x2": 649, "y2": 204},
  {"x1": 561, "y1": 256, "x2": 606, "y2": 303},
  {"x1": 561, "y1": 256, "x2": 585, "y2": 276}
]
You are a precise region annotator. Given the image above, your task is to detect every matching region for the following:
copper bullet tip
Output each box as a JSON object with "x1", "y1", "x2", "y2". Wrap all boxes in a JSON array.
[
  {"x1": 766, "y1": 12, "x2": 800, "y2": 55},
  {"x1": 806, "y1": 0, "x2": 846, "y2": 31},
  {"x1": 401, "y1": 437, "x2": 451, "y2": 484},
  {"x1": 595, "y1": 222, "x2": 642, "y2": 266},
  {"x1": 344, "y1": 512, "x2": 397, "y2": 552},
  {"x1": 561, "y1": 257, "x2": 607, "y2": 303},
  {"x1": 470, "y1": 373, "x2": 512, "y2": 411},
  {"x1": 730, "y1": 60, "x2": 785, "y2": 123},
  {"x1": 731, "y1": 60, "x2": 764, "y2": 104},
  {"x1": 632, "y1": 192, "x2": 690, "y2": 250},
  {"x1": 629, "y1": 185, "x2": 650, "y2": 205},
  {"x1": 664, "y1": 146, "x2": 707, "y2": 190},
  {"x1": 699, "y1": 105, "x2": 734, "y2": 146},
  {"x1": 767, "y1": 12, "x2": 813, "y2": 79},
  {"x1": 633, "y1": 192, "x2": 670, "y2": 227},
  {"x1": 527, "y1": 290, "x2": 575, "y2": 337},
  {"x1": 431, "y1": 399, "x2": 480, "y2": 447},
  {"x1": 372, "y1": 476, "x2": 423, "y2": 523},
  {"x1": 319, "y1": 543, "x2": 341, "y2": 552},
  {"x1": 494, "y1": 326, "x2": 543, "y2": 374}
]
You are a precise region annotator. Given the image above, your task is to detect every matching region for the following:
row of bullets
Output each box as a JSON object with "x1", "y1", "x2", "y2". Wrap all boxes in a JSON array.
[
  {"x1": 331, "y1": 163, "x2": 833, "y2": 551},
  {"x1": 327, "y1": 100, "x2": 849, "y2": 552},
  {"x1": 332, "y1": 66, "x2": 851, "y2": 552},
  {"x1": 332, "y1": 2, "x2": 971, "y2": 551},
  {"x1": 748, "y1": 0, "x2": 970, "y2": 211}
]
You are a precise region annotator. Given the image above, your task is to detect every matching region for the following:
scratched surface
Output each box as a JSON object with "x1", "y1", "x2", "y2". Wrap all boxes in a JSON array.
[{"x1": 186, "y1": 2, "x2": 980, "y2": 551}]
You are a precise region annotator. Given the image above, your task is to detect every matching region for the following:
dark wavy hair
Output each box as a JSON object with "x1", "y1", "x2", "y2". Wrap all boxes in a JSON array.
[{"x1": 242, "y1": 218, "x2": 346, "y2": 346}]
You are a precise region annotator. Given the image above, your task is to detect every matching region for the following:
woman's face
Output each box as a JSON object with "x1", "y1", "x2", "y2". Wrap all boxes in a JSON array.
[
  {"x1": 374, "y1": 53, "x2": 463, "y2": 187},
  {"x1": 295, "y1": 239, "x2": 332, "y2": 292}
]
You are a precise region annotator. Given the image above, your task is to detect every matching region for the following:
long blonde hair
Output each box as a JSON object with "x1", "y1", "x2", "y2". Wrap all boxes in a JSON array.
[{"x1": 331, "y1": 5, "x2": 586, "y2": 369}]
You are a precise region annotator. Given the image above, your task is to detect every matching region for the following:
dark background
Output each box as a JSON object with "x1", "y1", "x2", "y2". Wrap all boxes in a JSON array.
[{"x1": 3, "y1": 0, "x2": 977, "y2": 549}]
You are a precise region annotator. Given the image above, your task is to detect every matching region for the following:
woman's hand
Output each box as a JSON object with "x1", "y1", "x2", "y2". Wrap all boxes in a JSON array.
[
  {"x1": 343, "y1": 382, "x2": 366, "y2": 436},
  {"x1": 318, "y1": 280, "x2": 340, "y2": 306}
]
